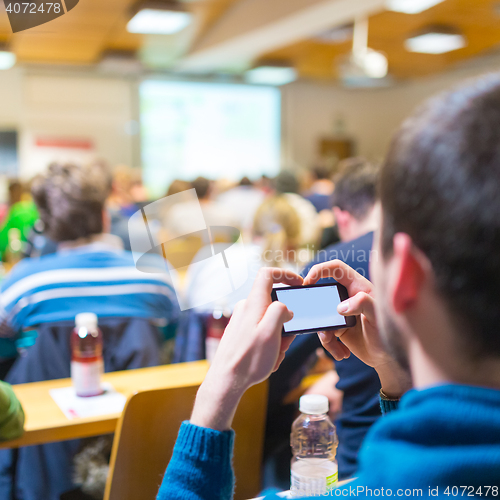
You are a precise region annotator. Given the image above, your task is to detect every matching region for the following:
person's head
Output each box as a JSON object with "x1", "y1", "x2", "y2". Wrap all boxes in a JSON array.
[
  {"x1": 191, "y1": 176, "x2": 211, "y2": 200},
  {"x1": 166, "y1": 179, "x2": 191, "y2": 197},
  {"x1": 32, "y1": 162, "x2": 111, "y2": 242},
  {"x1": 8, "y1": 180, "x2": 23, "y2": 206},
  {"x1": 252, "y1": 196, "x2": 301, "y2": 267},
  {"x1": 311, "y1": 165, "x2": 331, "y2": 181},
  {"x1": 109, "y1": 164, "x2": 134, "y2": 207},
  {"x1": 372, "y1": 73, "x2": 500, "y2": 388},
  {"x1": 332, "y1": 158, "x2": 379, "y2": 242},
  {"x1": 274, "y1": 171, "x2": 300, "y2": 195},
  {"x1": 239, "y1": 176, "x2": 252, "y2": 187}
]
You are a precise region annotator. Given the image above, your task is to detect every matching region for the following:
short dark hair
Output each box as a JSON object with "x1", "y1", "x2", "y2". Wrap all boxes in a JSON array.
[
  {"x1": 239, "y1": 176, "x2": 252, "y2": 186},
  {"x1": 275, "y1": 171, "x2": 299, "y2": 194},
  {"x1": 311, "y1": 165, "x2": 331, "y2": 180},
  {"x1": 332, "y1": 158, "x2": 378, "y2": 220},
  {"x1": 32, "y1": 162, "x2": 111, "y2": 242},
  {"x1": 191, "y1": 177, "x2": 211, "y2": 199},
  {"x1": 380, "y1": 73, "x2": 500, "y2": 359}
]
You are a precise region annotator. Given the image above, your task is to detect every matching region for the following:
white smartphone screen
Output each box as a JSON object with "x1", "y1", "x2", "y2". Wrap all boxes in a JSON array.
[{"x1": 275, "y1": 285, "x2": 347, "y2": 333}]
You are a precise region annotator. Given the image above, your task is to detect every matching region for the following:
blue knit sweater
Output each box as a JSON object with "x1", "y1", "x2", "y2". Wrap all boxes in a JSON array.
[{"x1": 157, "y1": 384, "x2": 500, "y2": 499}]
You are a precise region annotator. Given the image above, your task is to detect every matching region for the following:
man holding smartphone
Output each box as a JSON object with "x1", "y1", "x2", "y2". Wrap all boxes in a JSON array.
[{"x1": 158, "y1": 73, "x2": 500, "y2": 498}]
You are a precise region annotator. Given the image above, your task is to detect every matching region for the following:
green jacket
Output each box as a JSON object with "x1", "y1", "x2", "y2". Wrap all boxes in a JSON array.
[
  {"x1": 0, "y1": 200, "x2": 39, "y2": 260},
  {"x1": 0, "y1": 381, "x2": 24, "y2": 441}
]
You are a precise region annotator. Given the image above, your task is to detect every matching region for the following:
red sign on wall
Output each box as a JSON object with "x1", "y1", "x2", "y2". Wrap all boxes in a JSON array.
[{"x1": 35, "y1": 137, "x2": 94, "y2": 150}]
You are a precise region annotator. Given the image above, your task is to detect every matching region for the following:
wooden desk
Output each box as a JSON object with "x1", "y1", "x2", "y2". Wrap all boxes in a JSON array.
[{"x1": 0, "y1": 360, "x2": 210, "y2": 449}]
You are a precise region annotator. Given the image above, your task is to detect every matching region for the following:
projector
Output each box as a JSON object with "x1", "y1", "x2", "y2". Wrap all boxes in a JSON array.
[{"x1": 338, "y1": 49, "x2": 393, "y2": 88}]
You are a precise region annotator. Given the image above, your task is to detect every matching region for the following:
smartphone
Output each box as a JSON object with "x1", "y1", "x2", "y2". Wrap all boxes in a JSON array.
[{"x1": 271, "y1": 283, "x2": 356, "y2": 336}]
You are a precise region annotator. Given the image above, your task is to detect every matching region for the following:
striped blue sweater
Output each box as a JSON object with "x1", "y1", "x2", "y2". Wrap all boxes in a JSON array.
[
  {"x1": 157, "y1": 384, "x2": 500, "y2": 499},
  {"x1": 0, "y1": 240, "x2": 179, "y2": 358}
]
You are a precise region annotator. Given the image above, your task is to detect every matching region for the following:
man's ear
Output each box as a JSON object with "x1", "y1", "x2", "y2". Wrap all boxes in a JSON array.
[
  {"x1": 390, "y1": 233, "x2": 427, "y2": 314},
  {"x1": 333, "y1": 207, "x2": 351, "y2": 232}
]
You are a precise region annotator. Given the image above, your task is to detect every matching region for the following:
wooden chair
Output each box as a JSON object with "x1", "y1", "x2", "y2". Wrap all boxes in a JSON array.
[{"x1": 104, "y1": 380, "x2": 268, "y2": 500}]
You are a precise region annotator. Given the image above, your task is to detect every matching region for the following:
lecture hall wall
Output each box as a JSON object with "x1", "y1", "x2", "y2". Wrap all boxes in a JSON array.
[{"x1": 0, "y1": 51, "x2": 498, "y2": 181}]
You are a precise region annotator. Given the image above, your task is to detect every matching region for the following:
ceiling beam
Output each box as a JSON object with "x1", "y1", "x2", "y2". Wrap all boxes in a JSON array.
[{"x1": 177, "y1": 0, "x2": 388, "y2": 72}]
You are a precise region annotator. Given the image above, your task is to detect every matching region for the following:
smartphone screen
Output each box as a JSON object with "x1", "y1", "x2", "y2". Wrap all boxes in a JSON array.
[{"x1": 273, "y1": 283, "x2": 354, "y2": 335}]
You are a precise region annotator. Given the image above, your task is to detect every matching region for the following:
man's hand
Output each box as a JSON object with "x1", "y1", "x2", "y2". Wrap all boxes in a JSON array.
[
  {"x1": 190, "y1": 268, "x2": 303, "y2": 431},
  {"x1": 303, "y1": 260, "x2": 412, "y2": 399}
]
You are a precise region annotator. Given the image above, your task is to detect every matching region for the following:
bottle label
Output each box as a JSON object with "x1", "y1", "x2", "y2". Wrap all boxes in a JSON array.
[
  {"x1": 71, "y1": 360, "x2": 103, "y2": 397},
  {"x1": 290, "y1": 469, "x2": 338, "y2": 496}
]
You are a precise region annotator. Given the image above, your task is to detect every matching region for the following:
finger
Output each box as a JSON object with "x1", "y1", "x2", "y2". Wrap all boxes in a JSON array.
[
  {"x1": 303, "y1": 260, "x2": 371, "y2": 296},
  {"x1": 273, "y1": 335, "x2": 296, "y2": 372},
  {"x1": 273, "y1": 351, "x2": 287, "y2": 372},
  {"x1": 248, "y1": 267, "x2": 303, "y2": 313},
  {"x1": 279, "y1": 335, "x2": 295, "y2": 353},
  {"x1": 257, "y1": 301, "x2": 293, "y2": 341},
  {"x1": 337, "y1": 292, "x2": 376, "y2": 324},
  {"x1": 318, "y1": 331, "x2": 351, "y2": 361}
]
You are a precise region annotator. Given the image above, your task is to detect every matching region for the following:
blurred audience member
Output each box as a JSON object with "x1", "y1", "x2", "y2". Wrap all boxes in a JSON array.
[
  {"x1": 107, "y1": 165, "x2": 147, "y2": 251},
  {"x1": 274, "y1": 171, "x2": 320, "y2": 247},
  {"x1": 8, "y1": 181, "x2": 23, "y2": 207},
  {"x1": 332, "y1": 158, "x2": 379, "y2": 243},
  {"x1": 217, "y1": 176, "x2": 265, "y2": 234},
  {"x1": 300, "y1": 158, "x2": 380, "y2": 479},
  {"x1": 0, "y1": 162, "x2": 179, "y2": 500},
  {"x1": 0, "y1": 162, "x2": 177, "y2": 351},
  {"x1": 0, "y1": 180, "x2": 38, "y2": 263},
  {"x1": 129, "y1": 168, "x2": 149, "y2": 205},
  {"x1": 107, "y1": 164, "x2": 137, "y2": 217},
  {"x1": 253, "y1": 196, "x2": 301, "y2": 269},
  {"x1": 305, "y1": 165, "x2": 334, "y2": 213},
  {"x1": 166, "y1": 179, "x2": 191, "y2": 197},
  {"x1": 257, "y1": 174, "x2": 275, "y2": 195},
  {"x1": 164, "y1": 176, "x2": 238, "y2": 238}
]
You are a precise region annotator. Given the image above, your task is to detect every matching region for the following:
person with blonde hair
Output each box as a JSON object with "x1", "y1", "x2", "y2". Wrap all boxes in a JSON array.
[{"x1": 252, "y1": 195, "x2": 301, "y2": 269}]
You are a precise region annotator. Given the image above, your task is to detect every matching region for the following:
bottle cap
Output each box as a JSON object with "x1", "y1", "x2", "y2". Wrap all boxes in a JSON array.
[
  {"x1": 299, "y1": 394, "x2": 329, "y2": 415},
  {"x1": 75, "y1": 313, "x2": 98, "y2": 329}
]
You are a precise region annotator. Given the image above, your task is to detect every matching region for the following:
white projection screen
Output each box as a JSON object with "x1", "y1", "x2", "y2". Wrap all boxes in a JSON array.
[{"x1": 140, "y1": 80, "x2": 281, "y2": 197}]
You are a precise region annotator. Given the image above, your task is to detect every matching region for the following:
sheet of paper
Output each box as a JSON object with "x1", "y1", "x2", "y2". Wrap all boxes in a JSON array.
[{"x1": 49, "y1": 383, "x2": 126, "y2": 419}]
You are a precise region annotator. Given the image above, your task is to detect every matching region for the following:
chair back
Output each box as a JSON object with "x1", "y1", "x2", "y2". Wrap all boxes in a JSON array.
[{"x1": 104, "y1": 380, "x2": 268, "y2": 500}]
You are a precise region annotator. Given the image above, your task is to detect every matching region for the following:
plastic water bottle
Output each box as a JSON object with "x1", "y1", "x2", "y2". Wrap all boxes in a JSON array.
[
  {"x1": 71, "y1": 313, "x2": 104, "y2": 397},
  {"x1": 290, "y1": 394, "x2": 339, "y2": 496}
]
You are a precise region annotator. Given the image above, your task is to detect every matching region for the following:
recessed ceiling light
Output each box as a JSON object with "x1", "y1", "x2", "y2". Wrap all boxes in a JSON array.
[
  {"x1": 245, "y1": 65, "x2": 297, "y2": 86},
  {"x1": 387, "y1": 0, "x2": 445, "y2": 14},
  {"x1": 0, "y1": 51, "x2": 16, "y2": 70},
  {"x1": 405, "y1": 32, "x2": 467, "y2": 54},
  {"x1": 127, "y1": 2, "x2": 192, "y2": 35}
]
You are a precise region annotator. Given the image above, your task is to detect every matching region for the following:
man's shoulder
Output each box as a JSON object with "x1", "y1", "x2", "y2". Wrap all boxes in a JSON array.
[
  {"x1": 321, "y1": 232, "x2": 374, "y2": 258},
  {"x1": 302, "y1": 232, "x2": 374, "y2": 279}
]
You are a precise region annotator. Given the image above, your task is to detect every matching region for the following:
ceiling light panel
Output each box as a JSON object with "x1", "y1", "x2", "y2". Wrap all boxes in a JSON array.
[
  {"x1": 387, "y1": 0, "x2": 445, "y2": 14},
  {"x1": 127, "y1": 8, "x2": 192, "y2": 34},
  {"x1": 405, "y1": 32, "x2": 466, "y2": 54}
]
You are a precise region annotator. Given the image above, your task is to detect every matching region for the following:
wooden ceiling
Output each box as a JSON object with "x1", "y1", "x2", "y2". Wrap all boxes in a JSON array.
[
  {"x1": 264, "y1": 0, "x2": 500, "y2": 80},
  {"x1": 0, "y1": 0, "x2": 498, "y2": 80},
  {"x1": 0, "y1": 0, "x2": 240, "y2": 65}
]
